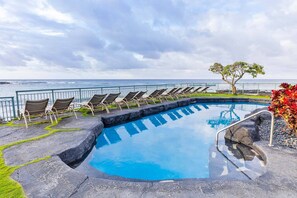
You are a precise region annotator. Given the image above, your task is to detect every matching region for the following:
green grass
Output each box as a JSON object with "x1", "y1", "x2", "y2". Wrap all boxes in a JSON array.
[
  {"x1": 0, "y1": 116, "x2": 80, "y2": 198},
  {"x1": 78, "y1": 107, "x2": 90, "y2": 117},
  {"x1": 0, "y1": 120, "x2": 51, "y2": 128}
]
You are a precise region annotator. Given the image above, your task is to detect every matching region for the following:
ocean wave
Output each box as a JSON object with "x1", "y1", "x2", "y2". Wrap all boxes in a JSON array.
[
  {"x1": 0, "y1": 81, "x2": 11, "y2": 85},
  {"x1": 1, "y1": 81, "x2": 78, "y2": 85},
  {"x1": 19, "y1": 81, "x2": 47, "y2": 84},
  {"x1": 47, "y1": 81, "x2": 76, "y2": 84}
]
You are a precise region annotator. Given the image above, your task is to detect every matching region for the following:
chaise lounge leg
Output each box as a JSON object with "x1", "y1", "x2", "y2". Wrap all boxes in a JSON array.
[
  {"x1": 28, "y1": 114, "x2": 32, "y2": 122},
  {"x1": 73, "y1": 110, "x2": 78, "y2": 119},
  {"x1": 103, "y1": 104, "x2": 110, "y2": 113},
  {"x1": 48, "y1": 113, "x2": 54, "y2": 124},
  {"x1": 23, "y1": 114, "x2": 28, "y2": 128},
  {"x1": 124, "y1": 101, "x2": 129, "y2": 109},
  {"x1": 116, "y1": 102, "x2": 122, "y2": 111}
]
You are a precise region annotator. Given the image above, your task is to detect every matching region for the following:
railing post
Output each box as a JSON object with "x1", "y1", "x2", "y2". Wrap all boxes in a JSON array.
[
  {"x1": 16, "y1": 91, "x2": 20, "y2": 116},
  {"x1": 269, "y1": 114, "x2": 275, "y2": 146},
  {"x1": 11, "y1": 97, "x2": 16, "y2": 118},
  {"x1": 51, "y1": 90, "x2": 55, "y2": 104},
  {"x1": 79, "y1": 88, "x2": 82, "y2": 102}
]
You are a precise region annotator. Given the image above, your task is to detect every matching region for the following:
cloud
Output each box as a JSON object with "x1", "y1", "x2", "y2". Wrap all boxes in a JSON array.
[{"x1": 0, "y1": 0, "x2": 297, "y2": 79}]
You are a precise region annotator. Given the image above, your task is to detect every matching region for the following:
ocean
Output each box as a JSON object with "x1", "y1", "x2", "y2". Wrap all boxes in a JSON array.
[{"x1": 0, "y1": 79, "x2": 296, "y2": 97}]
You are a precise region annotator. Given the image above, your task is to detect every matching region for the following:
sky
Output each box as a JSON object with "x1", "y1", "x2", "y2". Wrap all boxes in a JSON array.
[{"x1": 0, "y1": 0, "x2": 297, "y2": 79}]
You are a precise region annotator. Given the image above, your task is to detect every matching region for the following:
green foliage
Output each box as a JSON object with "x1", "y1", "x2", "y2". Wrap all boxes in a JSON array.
[
  {"x1": 0, "y1": 116, "x2": 80, "y2": 197},
  {"x1": 269, "y1": 83, "x2": 297, "y2": 134},
  {"x1": 209, "y1": 61, "x2": 265, "y2": 94},
  {"x1": 78, "y1": 107, "x2": 91, "y2": 117},
  {"x1": 1, "y1": 120, "x2": 51, "y2": 128}
]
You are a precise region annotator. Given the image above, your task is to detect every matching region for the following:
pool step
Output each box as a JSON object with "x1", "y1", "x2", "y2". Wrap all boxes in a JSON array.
[{"x1": 208, "y1": 142, "x2": 265, "y2": 180}]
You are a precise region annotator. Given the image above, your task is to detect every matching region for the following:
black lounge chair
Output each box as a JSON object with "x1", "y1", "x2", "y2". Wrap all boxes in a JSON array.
[
  {"x1": 19, "y1": 98, "x2": 53, "y2": 128},
  {"x1": 49, "y1": 97, "x2": 77, "y2": 122},
  {"x1": 199, "y1": 86, "x2": 210, "y2": 93},
  {"x1": 133, "y1": 91, "x2": 147, "y2": 107},
  {"x1": 160, "y1": 88, "x2": 178, "y2": 101},
  {"x1": 191, "y1": 87, "x2": 202, "y2": 93},
  {"x1": 175, "y1": 87, "x2": 190, "y2": 98},
  {"x1": 102, "y1": 93, "x2": 121, "y2": 113},
  {"x1": 179, "y1": 87, "x2": 194, "y2": 98},
  {"x1": 79, "y1": 94, "x2": 107, "y2": 116},
  {"x1": 169, "y1": 87, "x2": 183, "y2": 99},
  {"x1": 155, "y1": 89, "x2": 168, "y2": 102},
  {"x1": 116, "y1": 91, "x2": 139, "y2": 110},
  {"x1": 142, "y1": 89, "x2": 161, "y2": 104}
]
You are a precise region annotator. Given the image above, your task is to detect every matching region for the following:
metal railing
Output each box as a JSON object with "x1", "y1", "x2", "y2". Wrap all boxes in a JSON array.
[
  {"x1": 0, "y1": 97, "x2": 16, "y2": 122},
  {"x1": 215, "y1": 110, "x2": 275, "y2": 147},
  {"x1": 15, "y1": 83, "x2": 210, "y2": 115},
  {"x1": 215, "y1": 110, "x2": 274, "y2": 180},
  {"x1": 215, "y1": 83, "x2": 279, "y2": 95}
]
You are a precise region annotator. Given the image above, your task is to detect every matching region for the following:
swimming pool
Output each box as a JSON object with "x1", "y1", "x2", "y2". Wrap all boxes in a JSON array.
[{"x1": 77, "y1": 102, "x2": 267, "y2": 181}]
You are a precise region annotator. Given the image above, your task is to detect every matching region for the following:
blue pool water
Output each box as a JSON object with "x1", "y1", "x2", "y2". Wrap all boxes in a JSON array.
[{"x1": 78, "y1": 102, "x2": 267, "y2": 181}]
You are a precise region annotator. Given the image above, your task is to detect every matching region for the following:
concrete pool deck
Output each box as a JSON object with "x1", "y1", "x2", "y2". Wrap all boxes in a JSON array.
[{"x1": 1, "y1": 98, "x2": 297, "y2": 197}]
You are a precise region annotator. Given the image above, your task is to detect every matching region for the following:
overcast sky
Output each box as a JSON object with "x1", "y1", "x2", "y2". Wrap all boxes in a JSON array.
[{"x1": 0, "y1": 0, "x2": 297, "y2": 79}]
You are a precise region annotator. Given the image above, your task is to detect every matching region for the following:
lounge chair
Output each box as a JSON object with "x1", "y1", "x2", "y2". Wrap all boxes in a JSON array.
[
  {"x1": 177, "y1": 87, "x2": 190, "y2": 96},
  {"x1": 19, "y1": 98, "x2": 53, "y2": 128},
  {"x1": 185, "y1": 87, "x2": 194, "y2": 94},
  {"x1": 141, "y1": 89, "x2": 161, "y2": 104},
  {"x1": 80, "y1": 94, "x2": 107, "y2": 116},
  {"x1": 178, "y1": 87, "x2": 194, "y2": 98},
  {"x1": 133, "y1": 91, "x2": 147, "y2": 107},
  {"x1": 102, "y1": 93, "x2": 121, "y2": 113},
  {"x1": 116, "y1": 91, "x2": 139, "y2": 110},
  {"x1": 154, "y1": 89, "x2": 168, "y2": 102},
  {"x1": 159, "y1": 88, "x2": 178, "y2": 101},
  {"x1": 49, "y1": 97, "x2": 77, "y2": 122},
  {"x1": 191, "y1": 87, "x2": 202, "y2": 93},
  {"x1": 168, "y1": 87, "x2": 183, "y2": 99},
  {"x1": 199, "y1": 86, "x2": 209, "y2": 93}
]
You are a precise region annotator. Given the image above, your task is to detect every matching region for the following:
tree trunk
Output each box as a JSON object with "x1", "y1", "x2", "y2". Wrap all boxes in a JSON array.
[{"x1": 231, "y1": 84, "x2": 237, "y2": 95}]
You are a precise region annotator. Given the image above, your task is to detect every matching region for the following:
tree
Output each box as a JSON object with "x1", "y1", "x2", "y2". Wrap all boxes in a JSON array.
[{"x1": 209, "y1": 61, "x2": 265, "y2": 95}]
